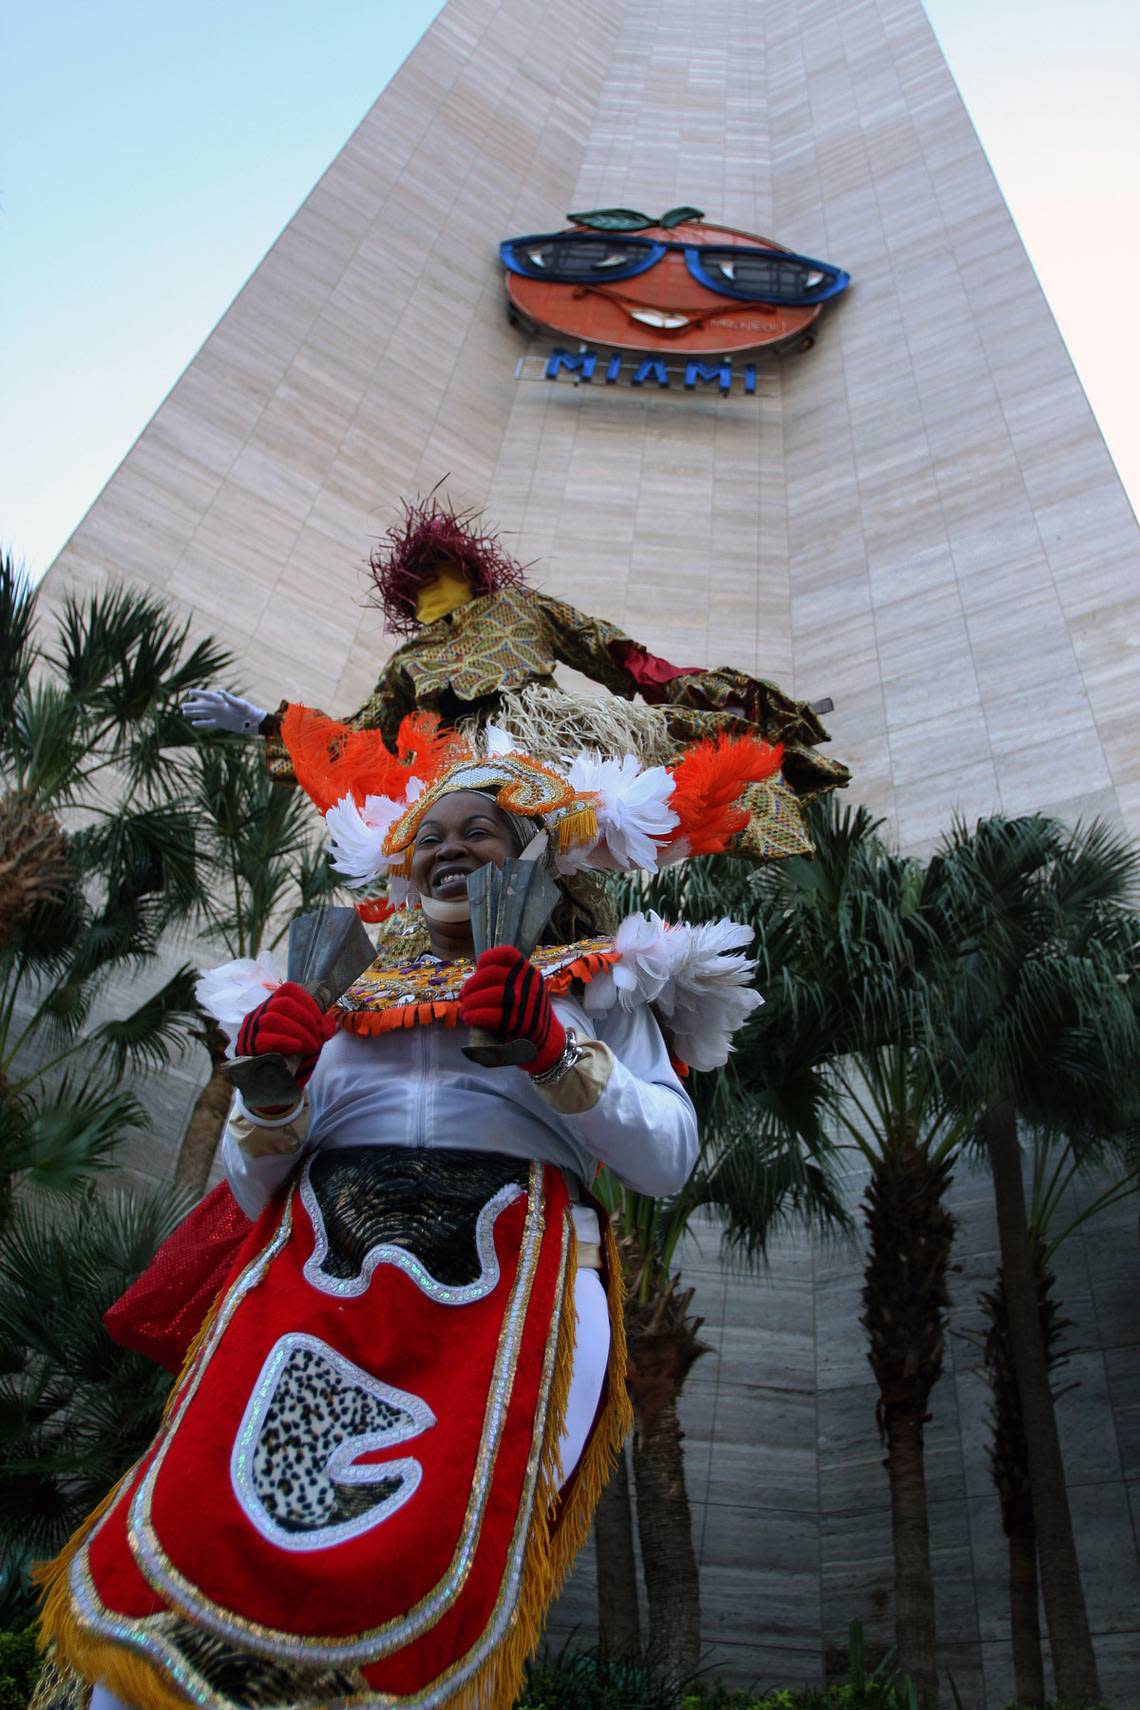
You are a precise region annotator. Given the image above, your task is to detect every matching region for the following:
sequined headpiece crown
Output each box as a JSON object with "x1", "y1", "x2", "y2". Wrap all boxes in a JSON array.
[{"x1": 382, "y1": 752, "x2": 598, "y2": 875}]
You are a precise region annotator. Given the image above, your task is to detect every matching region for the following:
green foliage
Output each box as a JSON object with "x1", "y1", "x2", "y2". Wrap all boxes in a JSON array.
[
  {"x1": 514, "y1": 1626, "x2": 919, "y2": 1710},
  {"x1": 0, "y1": 1626, "x2": 40, "y2": 1710},
  {"x1": 190, "y1": 738, "x2": 337, "y2": 960},
  {"x1": 0, "y1": 555, "x2": 234, "y2": 1221},
  {"x1": 520, "y1": 1646, "x2": 684, "y2": 1710},
  {"x1": 930, "y1": 813, "x2": 1140, "y2": 1148},
  {"x1": 0, "y1": 1187, "x2": 182, "y2": 1570}
]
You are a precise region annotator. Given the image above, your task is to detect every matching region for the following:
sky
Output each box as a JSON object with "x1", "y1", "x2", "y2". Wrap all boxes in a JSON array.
[{"x1": 3, "y1": 0, "x2": 1138, "y2": 581}]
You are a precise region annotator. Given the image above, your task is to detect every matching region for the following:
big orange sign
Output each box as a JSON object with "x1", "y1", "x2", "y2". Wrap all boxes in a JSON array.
[{"x1": 501, "y1": 206, "x2": 849, "y2": 356}]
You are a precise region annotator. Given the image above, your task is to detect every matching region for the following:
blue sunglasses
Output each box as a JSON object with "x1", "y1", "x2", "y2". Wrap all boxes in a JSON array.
[{"x1": 500, "y1": 232, "x2": 849, "y2": 307}]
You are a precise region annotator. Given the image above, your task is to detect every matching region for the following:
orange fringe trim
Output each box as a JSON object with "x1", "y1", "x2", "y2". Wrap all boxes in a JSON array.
[{"x1": 335, "y1": 949, "x2": 620, "y2": 1038}]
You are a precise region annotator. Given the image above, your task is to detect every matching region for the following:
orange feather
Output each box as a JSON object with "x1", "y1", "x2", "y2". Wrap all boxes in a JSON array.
[
  {"x1": 280, "y1": 705, "x2": 468, "y2": 815},
  {"x1": 667, "y1": 732, "x2": 784, "y2": 855}
]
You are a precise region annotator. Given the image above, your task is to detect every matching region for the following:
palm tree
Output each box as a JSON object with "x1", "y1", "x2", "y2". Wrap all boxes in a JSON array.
[
  {"x1": 933, "y1": 815, "x2": 1140, "y2": 1708},
  {"x1": 972, "y1": 1132, "x2": 1137, "y2": 1708},
  {"x1": 174, "y1": 740, "x2": 336, "y2": 1195},
  {"x1": 0, "y1": 555, "x2": 230, "y2": 1227},
  {"x1": 596, "y1": 854, "x2": 851, "y2": 1677},
  {"x1": 735, "y1": 803, "x2": 982, "y2": 1710},
  {"x1": 0, "y1": 1186, "x2": 187, "y2": 1601}
]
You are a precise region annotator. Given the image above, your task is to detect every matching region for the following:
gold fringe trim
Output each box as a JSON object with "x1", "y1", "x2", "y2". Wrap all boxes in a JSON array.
[
  {"x1": 553, "y1": 804, "x2": 599, "y2": 857},
  {"x1": 34, "y1": 1284, "x2": 234, "y2": 1708},
  {"x1": 436, "y1": 1209, "x2": 632, "y2": 1710},
  {"x1": 34, "y1": 1461, "x2": 195, "y2": 1710}
]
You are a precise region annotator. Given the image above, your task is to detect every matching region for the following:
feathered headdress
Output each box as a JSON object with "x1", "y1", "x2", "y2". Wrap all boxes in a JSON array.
[{"x1": 280, "y1": 707, "x2": 784, "y2": 908}]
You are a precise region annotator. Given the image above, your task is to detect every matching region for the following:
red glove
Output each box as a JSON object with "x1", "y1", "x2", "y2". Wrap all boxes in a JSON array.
[
  {"x1": 235, "y1": 981, "x2": 337, "y2": 1088},
  {"x1": 459, "y1": 946, "x2": 566, "y2": 1076}
]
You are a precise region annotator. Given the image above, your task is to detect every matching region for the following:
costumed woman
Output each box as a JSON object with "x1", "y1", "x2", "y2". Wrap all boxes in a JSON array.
[
  {"x1": 182, "y1": 491, "x2": 849, "y2": 862},
  {"x1": 37, "y1": 720, "x2": 770, "y2": 1710}
]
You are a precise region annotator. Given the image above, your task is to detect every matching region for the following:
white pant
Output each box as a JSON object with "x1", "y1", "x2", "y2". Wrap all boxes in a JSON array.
[{"x1": 89, "y1": 1267, "x2": 610, "y2": 1710}]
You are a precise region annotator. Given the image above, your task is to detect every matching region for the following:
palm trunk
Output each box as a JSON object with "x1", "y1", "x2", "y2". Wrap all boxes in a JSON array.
[
  {"x1": 632, "y1": 1396, "x2": 700, "y2": 1678},
  {"x1": 624, "y1": 1280, "x2": 708, "y2": 1681},
  {"x1": 980, "y1": 1242, "x2": 1065, "y2": 1708},
  {"x1": 174, "y1": 1021, "x2": 233, "y2": 1196},
  {"x1": 594, "y1": 1438, "x2": 641, "y2": 1656},
  {"x1": 983, "y1": 1101, "x2": 1100, "y2": 1706},
  {"x1": 862, "y1": 1141, "x2": 955, "y2": 1710},
  {"x1": 882, "y1": 1402, "x2": 939, "y2": 1710},
  {"x1": 1008, "y1": 1508, "x2": 1045, "y2": 1708}
]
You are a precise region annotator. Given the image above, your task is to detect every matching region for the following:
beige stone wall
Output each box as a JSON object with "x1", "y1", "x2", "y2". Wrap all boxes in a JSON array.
[{"x1": 43, "y1": 0, "x2": 1139, "y2": 855}]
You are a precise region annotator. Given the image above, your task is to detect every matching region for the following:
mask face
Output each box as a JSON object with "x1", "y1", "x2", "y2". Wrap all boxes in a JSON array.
[
  {"x1": 501, "y1": 214, "x2": 849, "y2": 356},
  {"x1": 415, "y1": 567, "x2": 473, "y2": 625}
]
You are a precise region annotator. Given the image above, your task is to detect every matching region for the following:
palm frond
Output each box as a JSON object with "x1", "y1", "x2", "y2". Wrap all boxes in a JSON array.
[
  {"x1": 698, "y1": 1104, "x2": 852, "y2": 1262},
  {"x1": 0, "y1": 1076, "x2": 142, "y2": 1189},
  {"x1": 0, "y1": 1187, "x2": 178, "y2": 1555},
  {"x1": 0, "y1": 554, "x2": 39, "y2": 742},
  {"x1": 0, "y1": 874, "x2": 88, "y2": 979},
  {"x1": 91, "y1": 965, "x2": 200, "y2": 1074},
  {"x1": 6, "y1": 679, "x2": 90, "y2": 803},
  {"x1": 79, "y1": 804, "x2": 201, "y2": 923}
]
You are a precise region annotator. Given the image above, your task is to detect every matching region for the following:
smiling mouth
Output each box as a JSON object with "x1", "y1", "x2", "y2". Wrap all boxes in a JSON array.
[
  {"x1": 432, "y1": 865, "x2": 472, "y2": 896},
  {"x1": 628, "y1": 308, "x2": 692, "y2": 328}
]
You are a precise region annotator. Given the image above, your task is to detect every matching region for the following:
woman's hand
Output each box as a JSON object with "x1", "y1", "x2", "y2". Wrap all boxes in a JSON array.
[
  {"x1": 235, "y1": 982, "x2": 337, "y2": 1087},
  {"x1": 458, "y1": 947, "x2": 566, "y2": 1076}
]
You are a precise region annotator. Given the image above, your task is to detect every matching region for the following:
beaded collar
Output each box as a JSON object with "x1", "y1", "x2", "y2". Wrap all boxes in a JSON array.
[{"x1": 335, "y1": 936, "x2": 618, "y2": 1038}]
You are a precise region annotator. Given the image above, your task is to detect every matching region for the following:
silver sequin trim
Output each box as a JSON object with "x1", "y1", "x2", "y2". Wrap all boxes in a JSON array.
[
  {"x1": 300, "y1": 1161, "x2": 526, "y2": 1304},
  {"x1": 230, "y1": 1333, "x2": 436, "y2": 1553}
]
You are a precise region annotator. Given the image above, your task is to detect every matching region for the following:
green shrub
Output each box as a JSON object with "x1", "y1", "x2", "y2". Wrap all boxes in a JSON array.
[{"x1": 0, "y1": 1627, "x2": 41, "y2": 1710}]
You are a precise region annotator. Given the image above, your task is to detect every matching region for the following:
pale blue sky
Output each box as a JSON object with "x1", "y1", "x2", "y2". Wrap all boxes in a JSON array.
[{"x1": 3, "y1": 0, "x2": 1137, "y2": 579}]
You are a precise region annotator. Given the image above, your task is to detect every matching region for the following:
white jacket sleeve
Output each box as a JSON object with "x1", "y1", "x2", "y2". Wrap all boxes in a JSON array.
[
  {"x1": 221, "y1": 1092, "x2": 310, "y2": 1220},
  {"x1": 549, "y1": 999, "x2": 699, "y2": 1196}
]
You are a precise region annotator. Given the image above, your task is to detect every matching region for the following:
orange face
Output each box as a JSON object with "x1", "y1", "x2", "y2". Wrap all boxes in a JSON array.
[{"x1": 503, "y1": 218, "x2": 846, "y2": 355}]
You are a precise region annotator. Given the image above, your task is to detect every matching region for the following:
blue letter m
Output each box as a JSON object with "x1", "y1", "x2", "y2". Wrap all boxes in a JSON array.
[
  {"x1": 684, "y1": 359, "x2": 732, "y2": 394},
  {"x1": 545, "y1": 349, "x2": 597, "y2": 381}
]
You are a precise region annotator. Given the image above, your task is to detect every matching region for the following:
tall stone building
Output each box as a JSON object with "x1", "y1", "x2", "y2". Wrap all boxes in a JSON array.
[{"x1": 41, "y1": 0, "x2": 1140, "y2": 1701}]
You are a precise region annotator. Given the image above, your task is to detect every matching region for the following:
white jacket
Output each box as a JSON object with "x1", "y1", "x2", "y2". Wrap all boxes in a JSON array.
[{"x1": 223, "y1": 989, "x2": 699, "y2": 1220}]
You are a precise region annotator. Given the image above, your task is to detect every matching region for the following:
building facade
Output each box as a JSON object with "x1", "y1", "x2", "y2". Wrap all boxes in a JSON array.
[{"x1": 42, "y1": 0, "x2": 1140, "y2": 1700}]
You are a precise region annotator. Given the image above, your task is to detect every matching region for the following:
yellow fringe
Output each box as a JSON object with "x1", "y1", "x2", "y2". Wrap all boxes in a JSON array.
[
  {"x1": 34, "y1": 1284, "x2": 234, "y2": 1708},
  {"x1": 437, "y1": 1209, "x2": 633, "y2": 1710},
  {"x1": 553, "y1": 804, "x2": 599, "y2": 858},
  {"x1": 35, "y1": 1457, "x2": 195, "y2": 1710}
]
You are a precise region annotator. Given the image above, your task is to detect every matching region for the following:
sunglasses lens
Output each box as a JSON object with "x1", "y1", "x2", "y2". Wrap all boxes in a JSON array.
[
  {"x1": 504, "y1": 236, "x2": 656, "y2": 283},
  {"x1": 695, "y1": 248, "x2": 835, "y2": 303}
]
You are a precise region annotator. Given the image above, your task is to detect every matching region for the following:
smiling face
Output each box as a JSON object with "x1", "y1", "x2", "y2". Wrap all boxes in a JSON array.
[
  {"x1": 503, "y1": 217, "x2": 839, "y2": 355},
  {"x1": 410, "y1": 789, "x2": 518, "y2": 910}
]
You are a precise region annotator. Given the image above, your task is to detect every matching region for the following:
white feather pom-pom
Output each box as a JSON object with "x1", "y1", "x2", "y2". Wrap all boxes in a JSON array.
[
  {"x1": 562, "y1": 751, "x2": 678, "y2": 873},
  {"x1": 666, "y1": 918, "x2": 763, "y2": 1070},
  {"x1": 195, "y1": 950, "x2": 282, "y2": 1034},
  {"x1": 588, "y1": 911, "x2": 763, "y2": 1069},
  {"x1": 325, "y1": 793, "x2": 406, "y2": 889}
]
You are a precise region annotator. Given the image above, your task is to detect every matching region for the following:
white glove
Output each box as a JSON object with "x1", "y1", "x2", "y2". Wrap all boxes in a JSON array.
[{"x1": 182, "y1": 688, "x2": 269, "y2": 736}]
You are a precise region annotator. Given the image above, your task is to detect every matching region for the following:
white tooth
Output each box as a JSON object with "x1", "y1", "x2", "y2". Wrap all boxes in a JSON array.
[{"x1": 630, "y1": 308, "x2": 690, "y2": 329}]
